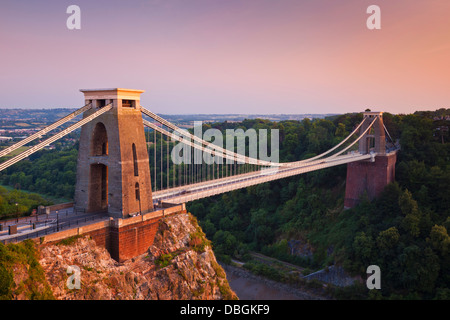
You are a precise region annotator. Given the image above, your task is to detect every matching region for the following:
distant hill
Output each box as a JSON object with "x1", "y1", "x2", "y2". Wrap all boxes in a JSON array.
[{"x1": 0, "y1": 108, "x2": 338, "y2": 128}]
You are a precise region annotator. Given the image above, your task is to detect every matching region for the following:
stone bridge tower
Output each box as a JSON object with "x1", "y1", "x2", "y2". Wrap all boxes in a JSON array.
[
  {"x1": 74, "y1": 88, "x2": 153, "y2": 218},
  {"x1": 344, "y1": 111, "x2": 397, "y2": 208}
]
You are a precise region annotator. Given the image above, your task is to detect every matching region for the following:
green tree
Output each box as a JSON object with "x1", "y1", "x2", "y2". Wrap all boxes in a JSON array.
[
  {"x1": 398, "y1": 246, "x2": 440, "y2": 294},
  {"x1": 335, "y1": 123, "x2": 348, "y2": 138},
  {"x1": 213, "y1": 230, "x2": 239, "y2": 256},
  {"x1": 352, "y1": 232, "x2": 374, "y2": 269},
  {"x1": 399, "y1": 190, "x2": 422, "y2": 237},
  {"x1": 0, "y1": 264, "x2": 12, "y2": 299},
  {"x1": 376, "y1": 227, "x2": 400, "y2": 251},
  {"x1": 429, "y1": 225, "x2": 450, "y2": 256}
]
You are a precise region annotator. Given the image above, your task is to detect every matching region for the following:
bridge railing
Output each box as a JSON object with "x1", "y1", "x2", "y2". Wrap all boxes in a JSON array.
[{"x1": 0, "y1": 213, "x2": 109, "y2": 245}]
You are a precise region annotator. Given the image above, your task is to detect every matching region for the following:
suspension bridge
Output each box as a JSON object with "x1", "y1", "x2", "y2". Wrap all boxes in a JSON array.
[{"x1": 0, "y1": 88, "x2": 398, "y2": 260}]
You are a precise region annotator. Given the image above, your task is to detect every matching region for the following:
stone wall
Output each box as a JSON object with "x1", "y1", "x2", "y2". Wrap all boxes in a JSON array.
[
  {"x1": 344, "y1": 152, "x2": 397, "y2": 208},
  {"x1": 39, "y1": 204, "x2": 186, "y2": 262},
  {"x1": 109, "y1": 216, "x2": 161, "y2": 262},
  {"x1": 303, "y1": 265, "x2": 362, "y2": 287}
]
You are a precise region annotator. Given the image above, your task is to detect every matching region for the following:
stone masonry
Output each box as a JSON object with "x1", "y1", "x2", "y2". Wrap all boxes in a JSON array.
[
  {"x1": 74, "y1": 88, "x2": 153, "y2": 218},
  {"x1": 344, "y1": 112, "x2": 397, "y2": 208}
]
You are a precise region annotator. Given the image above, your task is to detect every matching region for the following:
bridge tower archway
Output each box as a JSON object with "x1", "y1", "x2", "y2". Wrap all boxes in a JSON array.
[
  {"x1": 91, "y1": 122, "x2": 108, "y2": 156},
  {"x1": 358, "y1": 112, "x2": 386, "y2": 155},
  {"x1": 88, "y1": 163, "x2": 108, "y2": 212}
]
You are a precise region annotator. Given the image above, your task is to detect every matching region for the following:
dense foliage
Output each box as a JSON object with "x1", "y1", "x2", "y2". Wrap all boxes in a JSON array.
[
  {"x1": 0, "y1": 186, "x2": 52, "y2": 220},
  {"x1": 0, "y1": 148, "x2": 77, "y2": 200},
  {"x1": 188, "y1": 109, "x2": 450, "y2": 299},
  {"x1": 0, "y1": 239, "x2": 54, "y2": 299}
]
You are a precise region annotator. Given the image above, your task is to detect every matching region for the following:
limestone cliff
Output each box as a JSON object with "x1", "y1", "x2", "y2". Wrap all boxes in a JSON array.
[{"x1": 8, "y1": 212, "x2": 236, "y2": 300}]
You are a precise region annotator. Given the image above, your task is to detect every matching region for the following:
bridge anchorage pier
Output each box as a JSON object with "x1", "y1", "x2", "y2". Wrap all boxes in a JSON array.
[{"x1": 344, "y1": 111, "x2": 398, "y2": 209}]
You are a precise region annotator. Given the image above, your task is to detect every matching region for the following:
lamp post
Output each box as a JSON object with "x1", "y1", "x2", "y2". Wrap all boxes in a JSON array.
[
  {"x1": 15, "y1": 203, "x2": 18, "y2": 223},
  {"x1": 138, "y1": 193, "x2": 142, "y2": 215}
]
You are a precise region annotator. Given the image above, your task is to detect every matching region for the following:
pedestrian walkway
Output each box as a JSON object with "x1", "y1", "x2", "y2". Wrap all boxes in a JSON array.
[{"x1": 0, "y1": 207, "x2": 109, "y2": 244}]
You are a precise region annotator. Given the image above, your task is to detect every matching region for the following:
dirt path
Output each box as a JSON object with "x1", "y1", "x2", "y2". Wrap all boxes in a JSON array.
[{"x1": 249, "y1": 252, "x2": 306, "y2": 273}]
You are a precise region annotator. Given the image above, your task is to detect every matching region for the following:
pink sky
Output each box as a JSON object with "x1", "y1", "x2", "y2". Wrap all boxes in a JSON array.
[{"x1": 0, "y1": 0, "x2": 449, "y2": 114}]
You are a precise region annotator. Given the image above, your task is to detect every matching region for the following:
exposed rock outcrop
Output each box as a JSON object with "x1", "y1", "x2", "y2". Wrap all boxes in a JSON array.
[{"x1": 37, "y1": 213, "x2": 237, "y2": 300}]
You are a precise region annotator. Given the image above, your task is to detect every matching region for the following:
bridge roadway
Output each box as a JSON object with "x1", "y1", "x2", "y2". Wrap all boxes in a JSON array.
[{"x1": 152, "y1": 151, "x2": 375, "y2": 205}]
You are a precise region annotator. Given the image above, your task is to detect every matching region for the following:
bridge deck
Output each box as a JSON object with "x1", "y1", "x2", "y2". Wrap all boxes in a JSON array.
[{"x1": 153, "y1": 152, "x2": 375, "y2": 204}]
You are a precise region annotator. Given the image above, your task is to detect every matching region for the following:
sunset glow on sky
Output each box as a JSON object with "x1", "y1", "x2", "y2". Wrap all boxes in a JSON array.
[{"x1": 0, "y1": 0, "x2": 449, "y2": 114}]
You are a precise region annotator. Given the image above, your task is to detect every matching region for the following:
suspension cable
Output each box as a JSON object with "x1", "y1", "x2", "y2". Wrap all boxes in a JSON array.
[
  {"x1": 0, "y1": 102, "x2": 92, "y2": 158},
  {"x1": 292, "y1": 117, "x2": 368, "y2": 165},
  {"x1": 160, "y1": 131, "x2": 163, "y2": 190},
  {"x1": 154, "y1": 129, "x2": 156, "y2": 191},
  {"x1": 141, "y1": 107, "x2": 278, "y2": 167},
  {"x1": 383, "y1": 123, "x2": 394, "y2": 143},
  {"x1": 327, "y1": 116, "x2": 378, "y2": 159},
  {"x1": 0, "y1": 104, "x2": 111, "y2": 172}
]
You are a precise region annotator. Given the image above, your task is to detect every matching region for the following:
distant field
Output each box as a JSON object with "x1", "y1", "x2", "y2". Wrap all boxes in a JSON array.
[
  {"x1": 0, "y1": 184, "x2": 71, "y2": 204},
  {"x1": 0, "y1": 146, "x2": 29, "y2": 159},
  {"x1": 14, "y1": 122, "x2": 31, "y2": 127}
]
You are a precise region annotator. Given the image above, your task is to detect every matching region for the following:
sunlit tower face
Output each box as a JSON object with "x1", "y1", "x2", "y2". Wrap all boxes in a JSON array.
[{"x1": 74, "y1": 88, "x2": 153, "y2": 218}]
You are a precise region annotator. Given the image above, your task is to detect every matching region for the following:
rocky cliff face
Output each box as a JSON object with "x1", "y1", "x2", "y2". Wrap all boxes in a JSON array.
[{"x1": 37, "y1": 213, "x2": 237, "y2": 300}]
